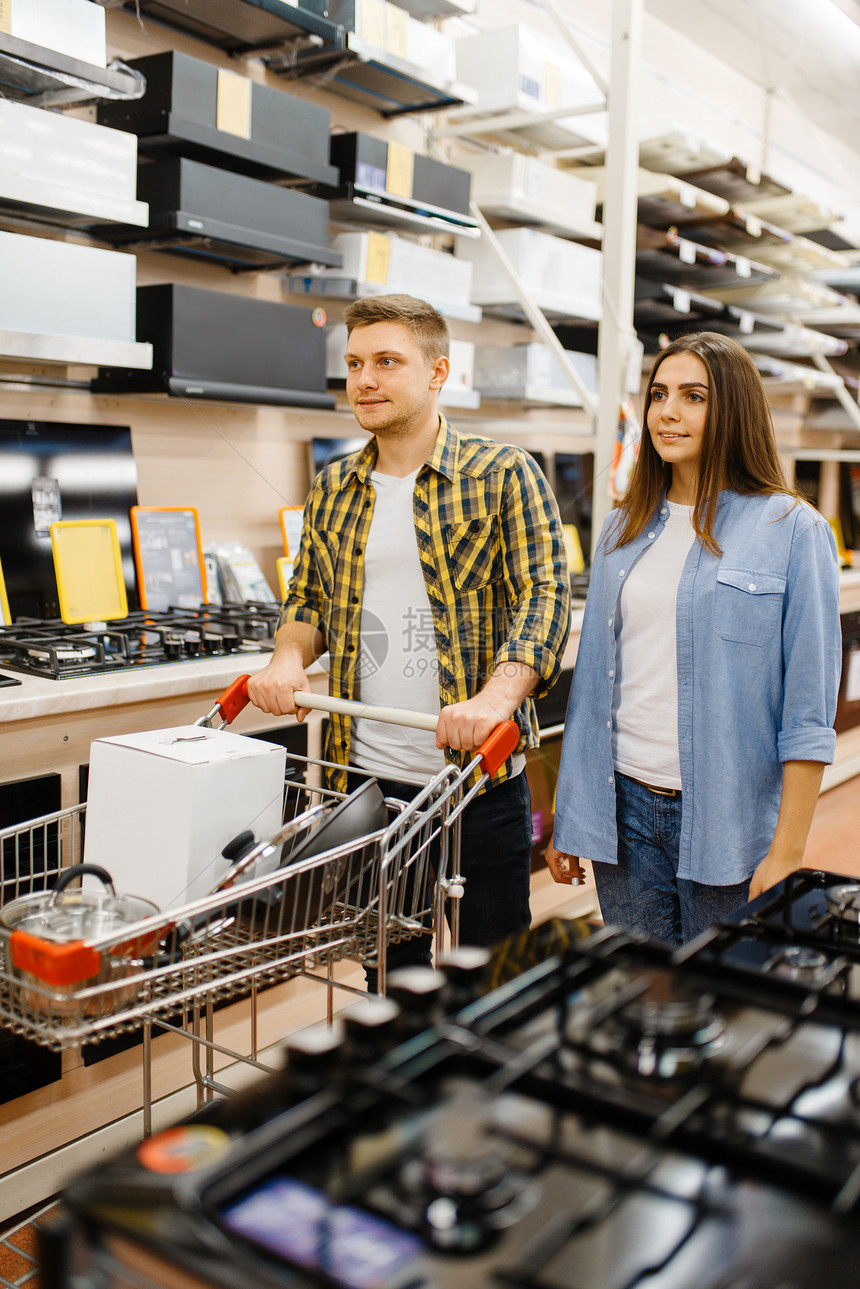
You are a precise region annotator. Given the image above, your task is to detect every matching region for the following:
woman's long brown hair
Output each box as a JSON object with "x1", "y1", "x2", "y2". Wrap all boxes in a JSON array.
[{"x1": 608, "y1": 332, "x2": 798, "y2": 556}]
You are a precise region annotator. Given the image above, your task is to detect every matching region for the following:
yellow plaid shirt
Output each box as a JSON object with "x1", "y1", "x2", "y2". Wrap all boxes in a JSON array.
[{"x1": 280, "y1": 416, "x2": 570, "y2": 792}]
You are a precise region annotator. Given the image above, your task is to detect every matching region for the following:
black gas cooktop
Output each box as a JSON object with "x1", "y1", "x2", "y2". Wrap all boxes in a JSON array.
[
  {"x1": 51, "y1": 893, "x2": 860, "y2": 1289},
  {"x1": 0, "y1": 604, "x2": 280, "y2": 680}
]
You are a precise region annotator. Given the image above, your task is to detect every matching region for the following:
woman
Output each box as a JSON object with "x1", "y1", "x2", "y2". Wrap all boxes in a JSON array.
[{"x1": 547, "y1": 331, "x2": 841, "y2": 945}]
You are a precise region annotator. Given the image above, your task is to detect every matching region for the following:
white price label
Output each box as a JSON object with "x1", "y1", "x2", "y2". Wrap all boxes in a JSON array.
[
  {"x1": 678, "y1": 240, "x2": 696, "y2": 265},
  {"x1": 678, "y1": 183, "x2": 697, "y2": 209},
  {"x1": 738, "y1": 311, "x2": 755, "y2": 334},
  {"x1": 672, "y1": 289, "x2": 692, "y2": 314},
  {"x1": 745, "y1": 214, "x2": 762, "y2": 238},
  {"x1": 735, "y1": 256, "x2": 752, "y2": 279}
]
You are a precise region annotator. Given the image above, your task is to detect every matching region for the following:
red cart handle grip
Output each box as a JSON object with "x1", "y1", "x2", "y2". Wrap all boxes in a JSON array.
[
  {"x1": 216, "y1": 674, "x2": 252, "y2": 725},
  {"x1": 474, "y1": 719, "x2": 520, "y2": 778}
]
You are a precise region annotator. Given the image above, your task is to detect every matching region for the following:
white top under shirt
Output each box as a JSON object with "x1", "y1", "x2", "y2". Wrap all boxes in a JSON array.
[
  {"x1": 612, "y1": 501, "x2": 696, "y2": 789},
  {"x1": 350, "y1": 469, "x2": 447, "y2": 784}
]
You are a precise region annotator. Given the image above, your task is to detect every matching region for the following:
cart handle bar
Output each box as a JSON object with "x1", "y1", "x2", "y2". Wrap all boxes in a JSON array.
[{"x1": 214, "y1": 674, "x2": 520, "y2": 780}]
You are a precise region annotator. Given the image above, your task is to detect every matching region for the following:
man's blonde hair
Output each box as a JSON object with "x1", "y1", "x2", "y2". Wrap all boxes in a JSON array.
[{"x1": 343, "y1": 293, "x2": 449, "y2": 365}]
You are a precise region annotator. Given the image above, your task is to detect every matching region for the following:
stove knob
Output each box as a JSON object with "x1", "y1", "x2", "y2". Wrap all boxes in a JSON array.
[
  {"x1": 386, "y1": 966, "x2": 447, "y2": 1036},
  {"x1": 437, "y1": 946, "x2": 492, "y2": 1011},
  {"x1": 340, "y1": 997, "x2": 401, "y2": 1065},
  {"x1": 280, "y1": 1019, "x2": 347, "y2": 1097}
]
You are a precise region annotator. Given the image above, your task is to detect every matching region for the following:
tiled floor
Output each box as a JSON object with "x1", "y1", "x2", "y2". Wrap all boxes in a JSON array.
[{"x1": 0, "y1": 777, "x2": 856, "y2": 1287}]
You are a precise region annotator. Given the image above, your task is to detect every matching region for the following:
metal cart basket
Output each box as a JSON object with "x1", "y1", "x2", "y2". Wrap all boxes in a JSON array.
[{"x1": 0, "y1": 678, "x2": 518, "y2": 1126}]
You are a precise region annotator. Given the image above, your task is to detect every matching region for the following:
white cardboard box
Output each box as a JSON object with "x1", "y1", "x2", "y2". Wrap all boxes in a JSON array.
[
  {"x1": 473, "y1": 343, "x2": 597, "y2": 406},
  {"x1": 83, "y1": 726, "x2": 286, "y2": 911},
  {"x1": 457, "y1": 228, "x2": 602, "y2": 320},
  {"x1": 461, "y1": 152, "x2": 599, "y2": 236},
  {"x1": 453, "y1": 25, "x2": 606, "y2": 151},
  {"x1": 330, "y1": 231, "x2": 474, "y2": 307}
]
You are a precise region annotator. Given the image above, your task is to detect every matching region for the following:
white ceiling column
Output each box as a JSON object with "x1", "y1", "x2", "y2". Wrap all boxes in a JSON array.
[{"x1": 594, "y1": 0, "x2": 644, "y2": 541}]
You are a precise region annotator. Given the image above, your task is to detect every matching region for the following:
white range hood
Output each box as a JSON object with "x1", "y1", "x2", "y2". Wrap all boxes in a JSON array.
[
  {"x1": 0, "y1": 99, "x2": 148, "y2": 227},
  {"x1": 0, "y1": 230, "x2": 152, "y2": 368}
]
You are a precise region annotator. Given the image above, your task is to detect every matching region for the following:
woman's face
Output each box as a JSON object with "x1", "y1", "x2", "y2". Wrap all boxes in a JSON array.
[{"x1": 647, "y1": 352, "x2": 709, "y2": 479}]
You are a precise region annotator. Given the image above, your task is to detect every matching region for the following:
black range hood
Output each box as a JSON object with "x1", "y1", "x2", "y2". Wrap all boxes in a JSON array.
[
  {"x1": 92, "y1": 157, "x2": 343, "y2": 273},
  {"x1": 302, "y1": 131, "x2": 478, "y2": 237},
  {"x1": 107, "y1": 0, "x2": 343, "y2": 56},
  {"x1": 92, "y1": 284, "x2": 335, "y2": 408},
  {"x1": 97, "y1": 51, "x2": 338, "y2": 186}
]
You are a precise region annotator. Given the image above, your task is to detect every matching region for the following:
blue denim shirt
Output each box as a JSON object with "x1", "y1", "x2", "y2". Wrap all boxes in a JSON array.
[{"x1": 554, "y1": 491, "x2": 841, "y2": 885}]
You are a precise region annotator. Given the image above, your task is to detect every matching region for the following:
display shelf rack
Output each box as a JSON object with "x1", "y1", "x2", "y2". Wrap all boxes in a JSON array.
[
  {"x1": 93, "y1": 0, "x2": 344, "y2": 57},
  {"x1": 284, "y1": 275, "x2": 482, "y2": 324},
  {"x1": 635, "y1": 227, "x2": 778, "y2": 291},
  {"x1": 0, "y1": 33, "x2": 143, "y2": 108},
  {"x1": 267, "y1": 32, "x2": 475, "y2": 118}
]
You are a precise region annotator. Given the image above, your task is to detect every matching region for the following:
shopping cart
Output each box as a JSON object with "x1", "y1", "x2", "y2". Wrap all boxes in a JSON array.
[{"x1": 0, "y1": 676, "x2": 519, "y2": 1129}]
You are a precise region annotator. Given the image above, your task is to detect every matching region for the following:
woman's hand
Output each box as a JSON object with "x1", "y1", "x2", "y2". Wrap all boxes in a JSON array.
[{"x1": 545, "y1": 836, "x2": 586, "y2": 886}]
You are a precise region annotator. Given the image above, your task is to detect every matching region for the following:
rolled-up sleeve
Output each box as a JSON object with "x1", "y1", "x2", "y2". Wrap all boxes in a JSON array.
[
  {"x1": 777, "y1": 514, "x2": 841, "y2": 764},
  {"x1": 494, "y1": 453, "x2": 571, "y2": 697}
]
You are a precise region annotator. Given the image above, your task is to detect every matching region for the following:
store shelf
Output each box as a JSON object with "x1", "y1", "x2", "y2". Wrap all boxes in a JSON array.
[
  {"x1": 284, "y1": 275, "x2": 482, "y2": 323},
  {"x1": 0, "y1": 32, "x2": 143, "y2": 107},
  {"x1": 635, "y1": 227, "x2": 778, "y2": 291},
  {"x1": 95, "y1": 0, "x2": 343, "y2": 56},
  {"x1": 670, "y1": 156, "x2": 791, "y2": 206},
  {"x1": 269, "y1": 32, "x2": 475, "y2": 118}
]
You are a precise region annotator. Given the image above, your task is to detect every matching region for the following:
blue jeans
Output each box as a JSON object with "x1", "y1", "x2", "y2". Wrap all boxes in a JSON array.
[
  {"x1": 593, "y1": 772, "x2": 750, "y2": 946},
  {"x1": 354, "y1": 770, "x2": 533, "y2": 989}
]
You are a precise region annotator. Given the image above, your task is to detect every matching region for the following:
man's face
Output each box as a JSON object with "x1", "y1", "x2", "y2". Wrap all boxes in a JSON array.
[{"x1": 345, "y1": 321, "x2": 447, "y2": 439}]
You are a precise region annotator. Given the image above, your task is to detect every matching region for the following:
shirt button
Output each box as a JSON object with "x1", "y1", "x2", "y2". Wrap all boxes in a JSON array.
[
  {"x1": 355, "y1": 547, "x2": 363, "y2": 557},
  {"x1": 748, "y1": 582, "x2": 757, "y2": 591},
  {"x1": 608, "y1": 776, "x2": 614, "y2": 784},
  {"x1": 661, "y1": 507, "x2": 668, "y2": 515},
  {"x1": 618, "y1": 569, "x2": 625, "y2": 577},
  {"x1": 351, "y1": 595, "x2": 359, "y2": 604},
  {"x1": 606, "y1": 720, "x2": 611, "y2": 728},
  {"x1": 648, "y1": 532, "x2": 655, "y2": 539},
  {"x1": 608, "y1": 617, "x2": 613, "y2": 626},
  {"x1": 608, "y1": 669, "x2": 614, "y2": 678}
]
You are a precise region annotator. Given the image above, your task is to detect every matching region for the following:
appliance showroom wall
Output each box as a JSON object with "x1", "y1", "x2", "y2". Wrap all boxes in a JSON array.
[{"x1": 2, "y1": 0, "x2": 856, "y2": 592}]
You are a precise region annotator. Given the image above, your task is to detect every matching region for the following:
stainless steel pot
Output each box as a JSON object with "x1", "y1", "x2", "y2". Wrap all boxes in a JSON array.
[{"x1": 0, "y1": 864, "x2": 162, "y2": 1020}]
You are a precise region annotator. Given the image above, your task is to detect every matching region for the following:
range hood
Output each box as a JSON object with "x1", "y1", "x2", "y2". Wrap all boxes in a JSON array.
[
  {"x1": 0, "y1": 99, "x2": 147, "y2": 228},
  {"x1": 91, "y1": 284, "x2": 334, "y2": 408},
  {"x1": 93, "y1": 157, "x2": 342, "y2": 272},
  {"x1": 302, "y1": 132, "x2": 478, "y2": 237},
  {"x1": 101, "y1": 0, "x2": 344, "y2": 56},
  {"x1": 0, "y1": 230, "x2": 151, "y2": 369},
  {"x1": 98, "y1": 51, "x2": 338, "y2": 186}
]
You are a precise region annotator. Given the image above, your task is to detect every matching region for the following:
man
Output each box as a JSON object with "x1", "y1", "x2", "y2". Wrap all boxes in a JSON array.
[{"x1": 248, "y1": 294, "x2": 569, "y2": 969}]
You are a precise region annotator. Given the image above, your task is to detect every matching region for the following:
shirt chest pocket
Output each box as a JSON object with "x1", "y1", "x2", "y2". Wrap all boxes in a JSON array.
[
  {"x1": 310, "y1": 529, "x2": 341, "y2": 599},
  {"x1": 715, "y1": 568, "x2": 786, "y2": 646},
  {"x1": 444, "y1": 515, "x2": 503, "y2": 591}
]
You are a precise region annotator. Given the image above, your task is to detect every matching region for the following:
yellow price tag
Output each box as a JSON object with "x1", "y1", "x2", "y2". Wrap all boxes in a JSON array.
[
  {"x1": 385, "y1": 2, "x2": 409, "y2": 58},
  {"x1": 544, "y1": 61, "x2": 561, "y2": 106},
  {"x1": 0, "y1": 0, "x2": 11, "y2": 34},
  {"x1": 358, "y1": 0, "x2": 386, "y2": 46},
  {"x1": 364, "y1": 232, "x2": 391, "y2": 285},
  {"x1": 216, "y1": 69, "x2": 251, "y2": 139},
  {"x1": 386, "y1": 141, "x2": 414, "y2": 199},
  {"x1": 562, "y1": 524, "x2": 585, "y2": 577}
]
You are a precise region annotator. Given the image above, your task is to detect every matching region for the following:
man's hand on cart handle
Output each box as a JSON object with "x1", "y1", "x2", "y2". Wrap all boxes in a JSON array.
[
  {"x1": 246, "y1": 652, "x2": 314, "y2": 721},
  {"x1": 227, "y1": 675, "x2": 519, "y2": 777}
]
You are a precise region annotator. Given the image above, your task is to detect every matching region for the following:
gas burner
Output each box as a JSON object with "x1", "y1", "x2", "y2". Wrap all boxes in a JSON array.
[
  {"x1": 826, "y1": 884, "x2": 860, "y2": 927},
  {"x1": 379, "y1": 1081, "x2": 540, "y2": 1253},
  {"x1": 0, "y1": 604, "x2": 277, "y2": 677},
  {"x1": 766, "y1": 945, "x2": 833, "y2": 983},
  {"x1": 607, "y1": 969, "x2": 726, "y2": 1079}
]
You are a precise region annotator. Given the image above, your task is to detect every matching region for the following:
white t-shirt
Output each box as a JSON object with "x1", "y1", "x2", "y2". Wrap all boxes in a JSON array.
[
  {"x1": 349, "y1": 469, "x2": 447, "y2": 784},
  {"x1": 612, "y1": 501, "x2": 696, "y2": 789}
]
